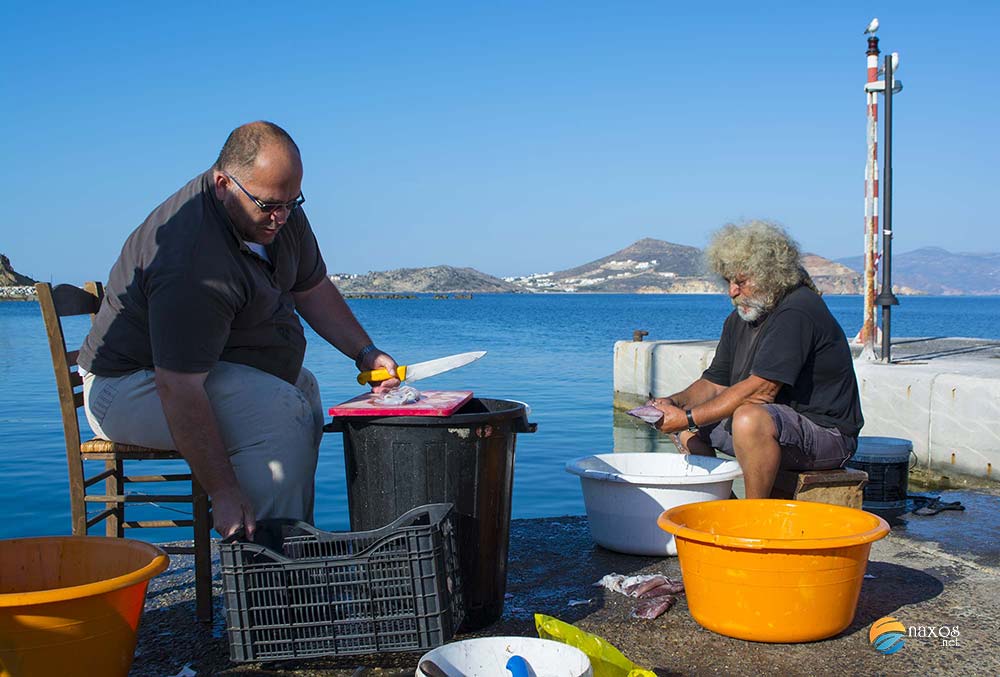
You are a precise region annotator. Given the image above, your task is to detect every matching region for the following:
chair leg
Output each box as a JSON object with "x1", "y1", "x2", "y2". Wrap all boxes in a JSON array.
[
  {"x1": 70, "y1": 461, "x2": 88, "y2": 536},
  {"x1": 105, "y1": 459, "x2": 124, "y2": 537},
  {"x1": 192, "y1": 476, "x2": 213, "y2": 623}
]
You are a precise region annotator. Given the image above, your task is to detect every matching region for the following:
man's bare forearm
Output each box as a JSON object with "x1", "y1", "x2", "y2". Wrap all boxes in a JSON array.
[
  {"x1": 654, "y1": 375, "x2": 782, "y2": 433},
  {"x1": 664, "y1": 378, "x2": 727, "y2": 409},
  {"x1": 688, "y1": 375, "x2": 781, "y2": 428},
  {"x1": 154, "y1": 369, "x2": 240, "y2": 496}
]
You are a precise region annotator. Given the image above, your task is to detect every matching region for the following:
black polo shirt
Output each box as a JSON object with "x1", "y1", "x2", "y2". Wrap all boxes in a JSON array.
[{"x1": 78, "y1": 170, "x2": 327, "y2": 384}]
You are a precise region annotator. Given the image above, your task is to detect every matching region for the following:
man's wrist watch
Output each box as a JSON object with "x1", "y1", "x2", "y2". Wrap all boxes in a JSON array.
[
  {"x1": 685, "y1": 409, "x2": 699, "y2": 433},
  {"x1": 354, "y1": 342, "x2": 377, "y2": 368}
]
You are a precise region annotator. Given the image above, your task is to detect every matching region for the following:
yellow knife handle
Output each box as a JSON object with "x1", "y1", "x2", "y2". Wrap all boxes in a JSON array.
[{"x1": 357, "y1": 364, "x2": 406, "y2": 385}]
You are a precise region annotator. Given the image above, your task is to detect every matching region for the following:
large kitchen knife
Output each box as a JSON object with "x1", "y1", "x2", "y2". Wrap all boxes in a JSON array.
[{"x1": 357, "y1": 350, "x2": 486, "y2": 385}]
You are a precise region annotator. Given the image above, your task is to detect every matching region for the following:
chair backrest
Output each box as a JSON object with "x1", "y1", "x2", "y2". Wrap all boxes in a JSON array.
[{"x1": 35, "y1": 281, "x2": 104, "y2": 454}]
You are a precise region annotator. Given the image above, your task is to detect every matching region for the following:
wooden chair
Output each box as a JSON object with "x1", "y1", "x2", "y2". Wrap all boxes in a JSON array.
[{"x1": 36, "y1": 282, "x2": 213, "y2": 622}]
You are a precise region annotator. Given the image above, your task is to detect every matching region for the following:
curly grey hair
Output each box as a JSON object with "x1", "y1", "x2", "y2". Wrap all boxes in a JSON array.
[{"x1": 704, "y1": 220, "x2": 818, "y2": 306}]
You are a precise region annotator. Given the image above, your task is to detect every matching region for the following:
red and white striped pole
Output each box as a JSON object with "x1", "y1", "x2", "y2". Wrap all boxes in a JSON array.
[{"x1": 858, "y1": 34, "x2": 881, "y2": 356}]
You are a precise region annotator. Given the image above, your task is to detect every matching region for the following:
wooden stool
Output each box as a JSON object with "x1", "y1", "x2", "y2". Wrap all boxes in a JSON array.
[{"x1": 770, "y1": 468, "x2": 869, "y2": 509}]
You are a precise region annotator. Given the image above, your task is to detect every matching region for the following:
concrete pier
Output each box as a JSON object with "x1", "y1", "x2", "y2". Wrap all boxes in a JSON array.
[
  {"x1": 613, "y1": 337, "x2": 1000, "y2": 484},
  {"x1": 132, "y1": 494, "x2": 1000, "y2": 676}
]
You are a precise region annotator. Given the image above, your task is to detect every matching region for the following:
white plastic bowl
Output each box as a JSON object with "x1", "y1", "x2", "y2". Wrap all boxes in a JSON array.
[
  {"x1": 566, "y1": 453, "x2": 743, "y2": 556},
  {"x1": 416, "y1": 637, "x2": 592, "y2": 677}
]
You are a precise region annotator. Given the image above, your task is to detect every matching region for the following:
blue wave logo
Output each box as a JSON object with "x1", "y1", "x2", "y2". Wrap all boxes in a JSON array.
[{"x1": 870, "y1": 616, "x2": 907, "y2": 655}]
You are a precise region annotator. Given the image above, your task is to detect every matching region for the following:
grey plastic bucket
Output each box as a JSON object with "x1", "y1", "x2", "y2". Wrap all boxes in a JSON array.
[{"x1": 846, "y1": 436, "x2": 912, "y2": 517}]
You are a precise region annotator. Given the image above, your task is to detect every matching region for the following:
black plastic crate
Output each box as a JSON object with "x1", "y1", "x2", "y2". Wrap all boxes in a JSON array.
[{"x1": 219, "y1": 503, "x2": 464, "y2": 662}]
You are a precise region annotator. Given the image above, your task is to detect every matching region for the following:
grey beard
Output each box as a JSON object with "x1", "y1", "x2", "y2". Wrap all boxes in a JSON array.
[{"x1": 736, "y1": 298, "x2": 770, "y2": 323}]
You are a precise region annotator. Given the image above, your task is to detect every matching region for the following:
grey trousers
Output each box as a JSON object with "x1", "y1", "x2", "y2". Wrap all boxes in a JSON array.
[{"x1": 82, "y1": 362, "x2": 324, "y2": 523}]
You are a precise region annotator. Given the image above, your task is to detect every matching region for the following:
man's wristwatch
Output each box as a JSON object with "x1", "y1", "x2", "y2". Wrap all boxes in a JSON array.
[
  {"x1": 354, "y1": 343, "x2": 378, "y2": 368},
  {"x1": 685, "y1": 409, "x2": 699, "y2": 433}
]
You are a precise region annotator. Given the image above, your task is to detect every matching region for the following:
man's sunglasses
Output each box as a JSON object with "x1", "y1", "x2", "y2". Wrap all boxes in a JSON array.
[{"x1": 226, "y1": 173, "x2": 305, "y2": 214}]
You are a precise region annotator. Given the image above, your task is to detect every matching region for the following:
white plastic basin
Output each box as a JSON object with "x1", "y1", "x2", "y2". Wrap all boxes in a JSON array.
[
  {"x1": 416, "y1": 637, "x2": 592, "y2": 677},
  {"x1": 566, "y1": 453, "x2": 743, "y2": 556}
]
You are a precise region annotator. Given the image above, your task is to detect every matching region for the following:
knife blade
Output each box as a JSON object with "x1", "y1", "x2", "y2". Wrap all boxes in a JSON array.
[{"x1": 357, "y1": 350, "x2": 486, "y2": 385}]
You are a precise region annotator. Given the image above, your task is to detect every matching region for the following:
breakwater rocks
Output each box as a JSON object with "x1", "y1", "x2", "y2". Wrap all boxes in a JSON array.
[
  {"x1": 0, "y1": 285, "x2": 35, "y2": 301},
  {"x1": 342, "y1": 292, "x2": 474, "y2": 300}
]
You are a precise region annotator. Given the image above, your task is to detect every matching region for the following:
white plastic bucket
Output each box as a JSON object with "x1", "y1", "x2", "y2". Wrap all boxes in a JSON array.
[
  {"x1": 416, "y1": 637, "x2": 592, "y2": 677},
  {"x1": 566, "y1": 453, "x2": 743, "y2": 556}
]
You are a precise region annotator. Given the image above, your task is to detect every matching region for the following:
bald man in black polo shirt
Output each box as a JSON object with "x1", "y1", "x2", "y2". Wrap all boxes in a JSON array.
[{"x1": 78, "y1": 121, "x2": 399, "y2": 538}]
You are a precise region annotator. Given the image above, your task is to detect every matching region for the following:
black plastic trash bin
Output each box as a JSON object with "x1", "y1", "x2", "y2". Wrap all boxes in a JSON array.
[{"x1": 327, "y1": 398, "x2": 536, "y2": 630}]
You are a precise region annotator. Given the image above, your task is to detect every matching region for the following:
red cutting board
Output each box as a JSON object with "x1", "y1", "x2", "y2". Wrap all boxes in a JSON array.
[{"x1": 328, "y1": 390, "x2": 474, "y2": 417}]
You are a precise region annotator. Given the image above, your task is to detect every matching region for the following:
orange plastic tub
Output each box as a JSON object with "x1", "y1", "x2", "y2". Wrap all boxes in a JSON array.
[
  {"x1": 658, "y1": 499, "x2": 889, "y2": 643},
  {"x1": 0, "y1": 536, "x2": 169, "y2": 677}
]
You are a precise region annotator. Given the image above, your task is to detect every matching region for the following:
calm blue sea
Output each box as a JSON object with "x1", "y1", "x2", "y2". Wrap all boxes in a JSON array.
[{"x1": 2, "y1": 293, "x2": 999, "y2": 541}]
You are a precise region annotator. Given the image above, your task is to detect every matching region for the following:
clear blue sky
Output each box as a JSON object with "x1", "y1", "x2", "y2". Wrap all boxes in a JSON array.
[{"x1": 3, "y1": 1, "x2": 997, "y2": 283}]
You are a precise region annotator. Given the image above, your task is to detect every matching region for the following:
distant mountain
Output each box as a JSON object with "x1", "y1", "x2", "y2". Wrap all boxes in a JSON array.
[
  {"x1": 507, "y1": 239, "x2": 873, "y2": 295},
  {"x1": 838, "y1": 247, "x2": 1000, "y2": 295},
  {"x1": 556, "y1": 238, "x2": 706, "y2": 279},
  {"x1": 801, "y1": 253, "x2": 862, "y2": 295},
  {"x1": 0, "y1": 254, "x2": 36, "y2": 286},
  {"x1": 506, "y1": 238, "x2": 712, "y2": 293},
  {"x1": 331, "y1": 265, "x2": 524, "y2": 294}
]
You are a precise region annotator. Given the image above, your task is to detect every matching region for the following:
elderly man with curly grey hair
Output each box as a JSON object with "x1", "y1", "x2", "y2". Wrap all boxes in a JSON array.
[{"x1": 649, "y1": 220, "x2": 863, "y2": 498}]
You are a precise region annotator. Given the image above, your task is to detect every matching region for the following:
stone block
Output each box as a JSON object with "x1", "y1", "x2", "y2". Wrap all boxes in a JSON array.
[{"x1": 771, "y1": 468, "x2": 869, "y2": 509}]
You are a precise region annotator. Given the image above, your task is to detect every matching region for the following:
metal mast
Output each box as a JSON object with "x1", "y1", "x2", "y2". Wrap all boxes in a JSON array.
[{"x1": 858, "y1": 33, "x2": 881, "y2": 360}]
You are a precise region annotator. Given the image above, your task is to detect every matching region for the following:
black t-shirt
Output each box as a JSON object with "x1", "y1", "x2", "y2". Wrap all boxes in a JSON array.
[
  {"x1": 702, "y1": 286, "x2": 864, "y2": 437},
  {"x1": 78, "y1": 170, "x2": 328, "y2": 384}
]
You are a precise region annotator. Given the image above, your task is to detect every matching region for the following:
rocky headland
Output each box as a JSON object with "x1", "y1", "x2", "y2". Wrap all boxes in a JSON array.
[{"x1": 0, "y1": 254, "x2": 36, "y2": 300}]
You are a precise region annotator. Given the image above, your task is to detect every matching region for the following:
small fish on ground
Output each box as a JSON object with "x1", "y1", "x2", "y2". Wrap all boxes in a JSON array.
[
  {"x1": 636, "y1": 581, "x2": 685, "y2": 598},
  {"x1": 595, "y1": 573, "x2": 684, "y2": 597},
  {"x1": 631, "y1": 595, "x2": 677, "y2": 620},
  {"x1": 625, "y1": 575, "x2": 684, "y2": 597},
  {"x1": 596, "y1": 573, "x2": 684, "y2": 620},
  {"x1": 567, "y1": 598, "x2": 593, "y2": 606}
]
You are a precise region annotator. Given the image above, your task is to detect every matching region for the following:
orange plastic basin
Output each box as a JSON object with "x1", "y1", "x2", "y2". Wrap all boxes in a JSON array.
[
  {"x1": 0, "y1": 536, "x2": 169, "y2": 677},
  {"x1": 658, "y1": 499, "x2": 889, "y2": 643}
]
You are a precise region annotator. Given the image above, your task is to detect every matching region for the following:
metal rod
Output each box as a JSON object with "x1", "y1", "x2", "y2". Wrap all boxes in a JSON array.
[{"x1": 880, "y1": 53, "x2": 898, "y2": 362}]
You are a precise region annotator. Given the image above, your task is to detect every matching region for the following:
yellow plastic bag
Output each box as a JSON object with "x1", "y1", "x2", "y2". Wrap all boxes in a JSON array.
[{"x1": 534, "y1": 614, "x2": 657, "y2": 677}]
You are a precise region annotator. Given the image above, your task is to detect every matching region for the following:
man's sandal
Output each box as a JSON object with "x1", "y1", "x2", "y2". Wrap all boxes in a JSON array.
[{"x1": 909, "y1": 495, "x2": 966, "y2": 516}]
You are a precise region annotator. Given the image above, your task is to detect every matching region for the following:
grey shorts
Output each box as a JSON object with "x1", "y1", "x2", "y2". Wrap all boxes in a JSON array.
[{"x1": 698, "y1": 403, "x2": 856, "y2": 471}]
